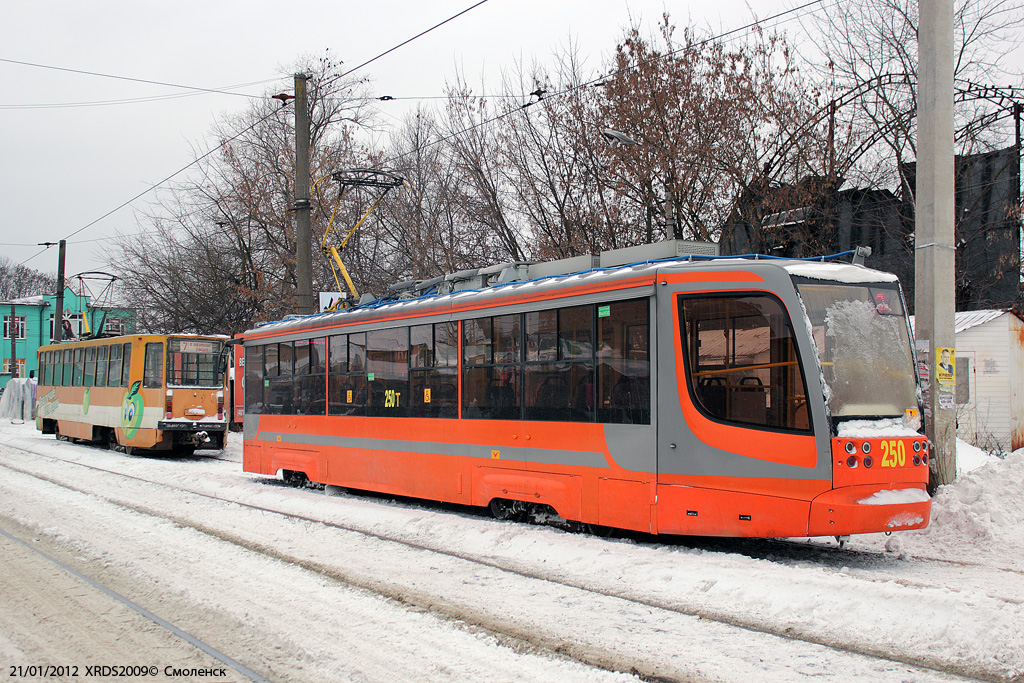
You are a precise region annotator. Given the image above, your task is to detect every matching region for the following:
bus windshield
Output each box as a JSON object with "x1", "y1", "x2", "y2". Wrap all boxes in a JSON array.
[
  {"x1": 795, "y1": 281, "x2": 918, "y2": 421},
  {"x1": 167, "y1": 337, "x2": 223, "y2": 388}
]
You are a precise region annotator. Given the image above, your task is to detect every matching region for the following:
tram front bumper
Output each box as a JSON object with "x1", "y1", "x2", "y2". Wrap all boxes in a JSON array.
[
  {"x1": 158, "y1": 420, "x2": 227, "y2": 433},
  {"x1": 807, "y1": 484, "x2": 931, "y2": 537}
]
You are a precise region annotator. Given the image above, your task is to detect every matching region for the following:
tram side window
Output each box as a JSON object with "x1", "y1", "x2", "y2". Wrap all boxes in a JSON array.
[
  {"x1": 291, "y1": 338, "x2": 327, "y2": 415},
  {"x1": 597, "y1": 299, "x2": 650, "y2": 424},
  {"x1": 84, "y1": 347, "x2": 96, "y2": 387},
  {"x1": 108, "y1": 344, "x2": 122, "y2": 387},
  {"x1": 410, "y1": 322, "x2": 458, "y2": 418},
  {"x1": 523, "y1": 306, "x2": 595, "y2": 422},
  {"x1": 244, "y1": 345, "x2": 264, "y2": 414},
  {"x1": 62, "y1": 349, "x2": 73, "y2": 386},
  {"x1": 143, "y1": 343, "x2": 164, "y2": 388},
  {"x1": 680, "y1": 295, "x2": 810, "y2": 432},
  {"x1": 121, "y1": 342, "x2": 132, "y2": 386},
  {"x1": 328, "y1": 333, "x2": 366, "y2": 416},
  {"x1": 265, "y1": 342, "x2": 293, "y2": 415},
  {"x1": 463, "y1": 314, "x2": 521, "y2": 420},
  {"x1": 72, "y1": 348, "x2": 83, "y2": 386},
  {"x1": 367, "y1": 327, "x2": 409, "y2": 417},
  {"x1": 95, "y1": 345, "x2": 108, "y2": 387}
]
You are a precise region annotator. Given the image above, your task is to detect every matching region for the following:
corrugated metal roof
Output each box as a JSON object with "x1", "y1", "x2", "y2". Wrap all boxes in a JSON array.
[
  {"x1": 954, "y1": 309, "x2": 1007, "y2": 334},
  {"x1": 910, "y1": 309, "x2": 1011, "y2": 336}
]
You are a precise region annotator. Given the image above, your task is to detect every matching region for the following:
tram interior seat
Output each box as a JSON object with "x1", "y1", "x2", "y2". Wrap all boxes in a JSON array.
[
  {"x1": 697, "y1": 377, "x2": 727, "y2": 419},
  {"x1": 605, "y1": 375, "x2": 648, "y2": 423},
  {"x1": 486, "y1": 380, "x2": 517, "y2": 419},
  {"x1": 437, "y1": 382, "x2": 458, "y2": 417},
  {"x1": 731, "y1": 376, "x2": 767, "y2": 424}
]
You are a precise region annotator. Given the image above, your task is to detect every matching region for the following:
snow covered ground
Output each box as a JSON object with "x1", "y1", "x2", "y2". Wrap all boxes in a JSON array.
[{"x1": 0, "y1": 420, "x2": 1022, "y2": 683}]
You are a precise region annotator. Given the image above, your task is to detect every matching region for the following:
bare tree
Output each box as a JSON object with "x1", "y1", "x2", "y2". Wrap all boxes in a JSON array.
[
  {"x1": 0, "y1": 256, "x2": 56, "y2": 301},
  {"x1": 800, "y1": 0, "x2": 1024, "y2": 186},
  {"x1": 110, "y1": 55, "x2": 375, "y2": 333}
]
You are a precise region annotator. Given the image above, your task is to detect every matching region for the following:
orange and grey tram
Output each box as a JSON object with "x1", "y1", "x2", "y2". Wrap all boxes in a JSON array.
[
  {"x1": 36, "y1": 334, "x2": 228, "y2": 454},
  {"x1": 240, "y1": 242, "x2": 930, "y2": 538}
]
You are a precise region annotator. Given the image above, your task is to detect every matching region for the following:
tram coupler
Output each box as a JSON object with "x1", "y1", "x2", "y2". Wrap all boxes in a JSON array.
[{"x1": 182, "y1": 431, "x2": 210, "y2": 447}]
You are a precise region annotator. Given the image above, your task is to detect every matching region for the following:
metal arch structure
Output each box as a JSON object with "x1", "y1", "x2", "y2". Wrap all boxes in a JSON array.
[
  {"x1": 757, "y1": 73, "x2": 1023, "y2": 188},
  {"x1": 69, "y1": 271, "x2": 119, "y2": 338},
  {"x1": 757, "y1": 73, "x2": 917, "y2": 183},
  {"x1": 319, "y1": 169, "x2": 406, "y2": 311}
]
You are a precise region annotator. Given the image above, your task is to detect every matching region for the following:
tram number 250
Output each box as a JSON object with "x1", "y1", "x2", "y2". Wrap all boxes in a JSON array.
[
  {"x1": 880, "y1": 439, "x2": 907, "y2": 467},
  {"x1": 384, "y1": 389, "x2": 402, "y2": 408}
]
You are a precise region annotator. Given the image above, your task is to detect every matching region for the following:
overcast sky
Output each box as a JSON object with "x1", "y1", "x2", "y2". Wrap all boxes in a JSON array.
[{"x1": 2, "y1": 1, "x2": 1019, "y2": 284}]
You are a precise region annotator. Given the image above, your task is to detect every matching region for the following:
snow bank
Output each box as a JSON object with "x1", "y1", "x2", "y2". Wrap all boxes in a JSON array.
[
  {"x1": 893, "y1": 445, "x2": 1024, "y2": 570},
  {"x1": 956, "y1": 439, "x2": 1001, "y2": 475},
  {"x1": 836, "y1": 418, "x2": 920, "y2": 438},
  {"x1": 0, "y1": 379, "x2": 36, "y2": 422}
]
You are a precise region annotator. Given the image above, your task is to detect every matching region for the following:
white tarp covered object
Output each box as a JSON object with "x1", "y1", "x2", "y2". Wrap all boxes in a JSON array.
[{"x1": 0, "y1": 378, "x2": 36, "y2": 421}]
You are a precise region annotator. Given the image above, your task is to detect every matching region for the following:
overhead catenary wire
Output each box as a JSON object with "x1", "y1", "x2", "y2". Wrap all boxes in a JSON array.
[
  {"x1": 18, "y1": 0, "x2": 495, "y2": 266},
  {"x1": 374, "y1": 0, "x2": 834, "y2": 171},
  {"x1": 0, "y1": 57, "x2": 273, "y2": 102},
  {"x1": 19, "y1": 0, "x2": 840, "y2": 266}
]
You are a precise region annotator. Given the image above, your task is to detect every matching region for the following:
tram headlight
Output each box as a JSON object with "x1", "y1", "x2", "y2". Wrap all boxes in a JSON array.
[
  {"x1": 861, "y1": 442, "x2": 872, "y2": 455},
  {"x1": 913, "y1": 440, "x2": 922, "y2": 453},
  {"x1": 846, "y1": 455, "x2": 858, "y2": 468},
  {"x1": 863, "y1": 456, "x2": 873, "y2": 468},
  {"x1": 913, "y1": 454, "x2": 921, "y2": 466},
  {"x1": 844, "y1": 441, "x2": 856, "y2": 454}
]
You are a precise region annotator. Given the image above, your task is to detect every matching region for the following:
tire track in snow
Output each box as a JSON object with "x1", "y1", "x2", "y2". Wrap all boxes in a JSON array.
[{"x1": 0, "y1": 441, "x2": 1008, "y2": 683}]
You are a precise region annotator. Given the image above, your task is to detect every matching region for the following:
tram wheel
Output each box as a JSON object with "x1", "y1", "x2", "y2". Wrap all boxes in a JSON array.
[
  {"x1": 586, "y1": 523, "x2": 617, "y2": 538},
  {"x1": 282, "y1": 470, "x2": 309, "y2": 487}
]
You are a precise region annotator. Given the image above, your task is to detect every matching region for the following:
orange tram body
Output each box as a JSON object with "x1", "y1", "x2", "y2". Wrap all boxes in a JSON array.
[
  {"x1": 241, "y1": 242, "x2": 931, "y2": 538},
  {"x1": 36, "y1": 334, "x2": 228, "y2": 454}
]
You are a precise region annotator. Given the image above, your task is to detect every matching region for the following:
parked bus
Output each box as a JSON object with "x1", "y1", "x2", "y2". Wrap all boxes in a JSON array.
[
  {"x1": 239, "y1": 241, "x2": 930, "y2": 538},
  {"x1": 36, "y1": 334, "x2": 228, "y2": 454}
]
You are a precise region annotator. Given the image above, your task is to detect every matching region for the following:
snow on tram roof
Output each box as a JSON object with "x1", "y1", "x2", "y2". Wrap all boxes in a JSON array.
[
  {"x1": 785, "y1": 261, "x2": 899, "y2": 284},
  {"x1": 249, "y1": 250, "x2": 900, "y2": 336}
]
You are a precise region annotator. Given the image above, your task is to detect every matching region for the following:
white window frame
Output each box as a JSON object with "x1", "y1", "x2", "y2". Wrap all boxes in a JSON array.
[{"x1": 3, "y1": 315, "x2": 26, "y2": 340}]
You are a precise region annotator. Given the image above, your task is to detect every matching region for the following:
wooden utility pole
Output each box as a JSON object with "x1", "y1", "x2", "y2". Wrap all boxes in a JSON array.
[
  {"x1": 293, "y1": 73, "x2": 315, "y2": 315},
  {"x1": 917, "y1": 1, "x2": 957, "y2": 488}
]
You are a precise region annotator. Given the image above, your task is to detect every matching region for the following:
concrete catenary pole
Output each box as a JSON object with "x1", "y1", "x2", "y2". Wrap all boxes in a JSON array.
[
  {"x1": 54, "y1": 239, "x2": 66, "y2": 343},
  {"x1": 293, "y1": 73, "x2": 315, "y2": 315},
  {"x1": 916, "y1": 1, "x2": 957, "y2": 488}
]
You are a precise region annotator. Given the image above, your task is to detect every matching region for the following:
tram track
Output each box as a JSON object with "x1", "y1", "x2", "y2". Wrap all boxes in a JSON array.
[{"x1": 0, "y1": 439, "x2": 1017, "y2": 682}]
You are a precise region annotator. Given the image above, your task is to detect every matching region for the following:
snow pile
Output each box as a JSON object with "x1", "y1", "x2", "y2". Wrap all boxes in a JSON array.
[
  {"x1": 836, "y1": 418, "x2": 920, "y2": 437},
  {"x1": 897, "y1": 446, "x2": 1024, "y2": 570},
  {"x1": 0, "y1": 378, "x2": 35, "y2": 421},
  {"x1": 955, "y1": 438, "x2": 1001, "y2": 475}
]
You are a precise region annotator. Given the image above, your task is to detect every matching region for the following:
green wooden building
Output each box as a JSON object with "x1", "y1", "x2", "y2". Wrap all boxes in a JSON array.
[{"x1": 1, "y1": 287, "x2": 135, "y2": 391}]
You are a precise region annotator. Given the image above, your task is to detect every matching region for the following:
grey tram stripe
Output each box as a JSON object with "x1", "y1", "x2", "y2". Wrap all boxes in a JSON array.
[{"x1": 0, "y1": 526, "x2": 273, "y2": 683}]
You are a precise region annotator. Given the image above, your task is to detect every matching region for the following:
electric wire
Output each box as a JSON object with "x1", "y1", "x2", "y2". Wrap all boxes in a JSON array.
[
  {"x1": 0, "y1": 57, "x2": 272, "y2": 101},
  {"x1": 17, "y1": 0, "x2": 849, "y2": 269},
  {"x1": 18, "y1": 103, "x2": 287, "y2": 267},
  {"x1": 376, "y1": 0, "x2": 834, "y2": 170},
  {"x1": 18, "y1": 0, "x2": 495, "y2": 265}
]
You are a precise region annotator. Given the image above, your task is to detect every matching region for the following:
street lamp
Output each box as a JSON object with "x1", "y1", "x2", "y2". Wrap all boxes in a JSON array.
[
  {"x1": 601, "y1": 129, "x2": 639, "y2": 147},
  {"x1": 600, "y1": 129, "x2": 677, "y2": 241}
]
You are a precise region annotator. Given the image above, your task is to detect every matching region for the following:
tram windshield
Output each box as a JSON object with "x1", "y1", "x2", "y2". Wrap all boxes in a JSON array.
[
  {"x1": 795, "y1": 281, "x2": 918, "y2": 420},
  {"x1": 167, "y1": 337, "x2": 224, "y2": 388}
]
